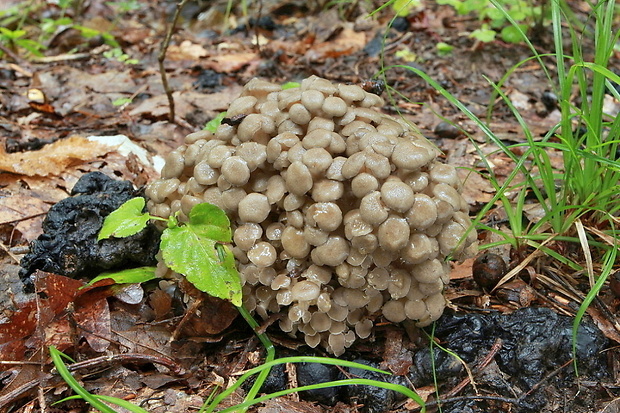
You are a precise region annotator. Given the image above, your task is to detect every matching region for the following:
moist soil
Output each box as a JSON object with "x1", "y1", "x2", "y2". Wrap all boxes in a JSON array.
[{"x1": 1, "y1": 1, "x2": 620, "y2": 412}]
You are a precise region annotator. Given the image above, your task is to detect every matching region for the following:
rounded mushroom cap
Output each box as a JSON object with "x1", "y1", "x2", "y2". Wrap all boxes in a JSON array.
[
  {"x1": 377, "y1": 216, "x2": 410, "y2": 252},
  {"x1": 359, "y1": 191, "x2": 389, "y2": 226},
  {"x1": 286, "y1": 161, "x2": 313, "y2": 195},
  {"x1": 382, "y1": 299, "x2": 407, "y2": 323},
  {"x1": 281, "y1": 226, "x2": 311, "y2": 258},
  {"x1": 291, "y1": 280, "x2": 321, "y2": 302},
  {"x1": 351, "y1": 172, "x2": 379, "y2": 198},
  {"x1": 412, "y1": 259, "x2": 444, "y2": 284},
  {"x1": 380, "y1": 179, "x2": 415, "y2": 212},
  {"x1": 238, "y1": 193, "x2": 270, "y2": 223},
  {"x1": 311, "y1": 236, "x2": 350, "y2": 266},
  {"x1": 248, "y1": 242, "x2": 277, "y2": 267},
  {"x1": 306, "y1": 202, "x2": 343, "y2": 232}
]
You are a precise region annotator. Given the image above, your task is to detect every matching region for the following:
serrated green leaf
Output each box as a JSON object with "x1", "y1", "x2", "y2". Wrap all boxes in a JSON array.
[
  {"x1": 85, "y1": 266, "x2": 157, "y2": 287},
  {"x1": 161, "y1": 225, "x2": 242, "y2": 306},
  {"x1": 187, "y1": 203, "x2": 232, "y2": 243},
  {"x1": 98, "y1": 197, "x2": 150, "y2": 241}
]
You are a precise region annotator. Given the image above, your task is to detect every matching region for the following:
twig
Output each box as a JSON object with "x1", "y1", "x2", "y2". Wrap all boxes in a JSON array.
[
  {"x1": 0, "y1": 241, "x2": 21, "y2": 263},
  {"x1": 64, "y1": 352, "x2": 186, "y2": 376},
  {"x1": 408, "y1": 394, "x2": 520, "y2": 412},
  {"x1": 518, "y1": 358, "x2": 573, "y2": 402},
  {"x1": 32, "y1": 53, "x2": 91, "y2": 63},
  {"x1": 158, "y1": 0, "x2": 190, "y2": 124},
  {"x1": 445, "y1": 338, "x2": 503, "y2": 398},
  {"x1": 170, "y1": 295, "x2": 204, "y2": 341},
  {"x1": 0, "y1": 373, "x2": 53, "y2": 410}
]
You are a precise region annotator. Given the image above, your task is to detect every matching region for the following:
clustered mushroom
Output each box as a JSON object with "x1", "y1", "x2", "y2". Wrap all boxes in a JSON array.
[{"x1": 146, "y1": 76, "x2": 477, "y2": 355}]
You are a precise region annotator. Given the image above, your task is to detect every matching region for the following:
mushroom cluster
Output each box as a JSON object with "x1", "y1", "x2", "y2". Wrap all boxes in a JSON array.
[{"x1": 146, "y1": 76, "x2": 477, "y2": 355}]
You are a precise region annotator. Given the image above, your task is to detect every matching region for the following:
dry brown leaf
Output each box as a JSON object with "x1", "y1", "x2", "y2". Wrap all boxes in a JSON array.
[
  {"x1": 0, "y1": 194, "x2": 50, "y2": 241},
  {"x1": 205, "y1": 52, "x2": 259, "y2": 72},
  {"x1": 458, "y1": 169, "x2": 495, "y2": 205},
  {"x1": 167, "y1": 40, "x2": 208, "y2": 60},
  {"x1": 305, "y1": 28, "x2": 366, "y2": 61},
  {"x1": 450, "y1": 258, "x2": 474, "y2": 280},
  {"x1": 129, "y1": 89, "x2": 240, "y2": 120},
  {"x1": 0, "y1": 136, "x2": 111, "y2": 177}
]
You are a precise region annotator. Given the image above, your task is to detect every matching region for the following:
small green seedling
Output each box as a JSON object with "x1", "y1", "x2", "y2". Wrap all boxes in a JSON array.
[
  {"x1": 99, "y1": 199, "x2": 242, "y2": 305},
  {"x1": 103, "y1": 47, "x2": 139, "y2": 65},
  {"x1": 0, "y1": 27, "x2": 45, "y2": 57},
  {"x1": 436, "y1": 42, "x2": 454, "y2": 56},
  {"x1": 204, "y1": 111, "x2": 227, "y2": 132},
  {"x1": 281, "y1": 81, "x2": 300, "y2": 90}
]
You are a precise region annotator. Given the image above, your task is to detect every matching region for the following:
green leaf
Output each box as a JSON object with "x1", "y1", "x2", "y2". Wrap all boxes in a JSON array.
[
  {"x1": 98, "y1": 197, "x2": 150, "y2": 241},
  {"x1": 469, "y1": 27, "x2": 497, "y2": 43},
  {"x1": 160, "y1": 203, "x2": 241, "y2": 306},
  {"x1": 161, "y1": 227, "x2": 242, "y2": 306},
  {"x1": 112, "y1": 97, "x2": 133, "y2": 106},
  {"x1": 500, "y1": 24, "x2": 527, "y2": 43},
  {"x1": 204, "y1": 111, "x2": 227, "y2": 132},
  {"x1": 391, "y1": 0, "x2": 420, "y2": 16},
  {"x1": 281, "y1": 82, "x2": 300, "y2": 90},
  {"x1": 187, "y1": 203, "x2": 232, "y2": 243},
  {"x1": 85, "y1": 266, "x2": 157, "y2": 287},
  {"x1": 436, "y1": 42, "x2": 454, "y2": 55}
]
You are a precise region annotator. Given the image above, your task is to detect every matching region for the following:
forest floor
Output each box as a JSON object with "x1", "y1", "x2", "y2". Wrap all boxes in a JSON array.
[{"x1": 1, "y1": 0, "x2": 620, "y2": 412}]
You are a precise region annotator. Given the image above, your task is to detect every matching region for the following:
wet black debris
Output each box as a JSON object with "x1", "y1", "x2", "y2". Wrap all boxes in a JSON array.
[
  {"x1": 433, "y1": 307, "x2": 608, "y2": 412},
  {"x1": 343, "y1": 359, "x2": 405, "y2": 413},
  {"x1": 19, "y1": 172, "x2": 160, "y2": 287},
  {"x1": 297, "y1": 360, "x2": 341, "y2": 405},
  {"x1": 267, "y1": 308, "x2": 608, "y2": 413}
]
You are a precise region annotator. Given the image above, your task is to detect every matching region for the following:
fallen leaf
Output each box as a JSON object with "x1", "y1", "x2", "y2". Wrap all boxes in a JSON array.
[
  {"x1": 0, "y1": 194, "x2": 50, "y2": 241},
  {"x1": 0, "y1": 301, "x2": 37, "y2": 362},
  {"x1": 0, "y1": 136, "x2": 111, "y2": 177},
  {"x1": 205, "y1": 52, "x2": 259, "y2": 72},
  {"x1": 450, "y1": 258, "x2": 474, "y2": 280},
  {"x1": 305, "y1": 28, "x2": 366, "y2": 61},
  {"x1": 0, "y1": 271, "x2": 112, "y2": 357},
  {"x1": 167, "y1": 40, "x2": 208, "y2": 60},
  {"x1": 129, "y1": 89, "x2": 240, "y2": 121},
  {"x1": 382, "y1": 328, "x2": 413, "y2": 375},
  {"x1": 149, "y1": 288, "x2": 172, "y2": 321},
  {"x1": 458, "y1": 169, "x2": 495, "y2": 205}
]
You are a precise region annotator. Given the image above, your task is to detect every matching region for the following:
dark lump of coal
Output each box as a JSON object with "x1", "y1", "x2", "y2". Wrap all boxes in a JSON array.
[{"x1": 19, "y1": 172, "x2": 160, "y2": 287}]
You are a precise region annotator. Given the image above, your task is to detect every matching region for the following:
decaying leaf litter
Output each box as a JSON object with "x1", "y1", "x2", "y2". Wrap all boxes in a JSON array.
[{"x1": 1, "y1": 0, "x2": 619, "y2": 412}]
